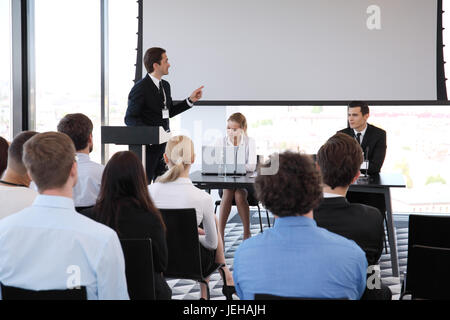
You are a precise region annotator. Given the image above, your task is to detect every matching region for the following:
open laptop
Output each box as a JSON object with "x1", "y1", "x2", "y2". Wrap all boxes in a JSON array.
[{"x1": 201, "y1": 145, "x2": 246, "y2": 175}]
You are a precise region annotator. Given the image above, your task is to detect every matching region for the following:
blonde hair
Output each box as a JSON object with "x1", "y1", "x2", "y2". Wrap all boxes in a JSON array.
[
  {"x1": 157, "y1": 135, "x2": 194, "y2": 183},
  {"x1": 227, "y1": 112, "x2": 248, "y2": 134}
]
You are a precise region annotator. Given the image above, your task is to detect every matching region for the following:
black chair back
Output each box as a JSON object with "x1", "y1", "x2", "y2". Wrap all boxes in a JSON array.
[
  {"x1": 402, "y1": 214, "x2": 450, "y2": 299},
  {"x1": 1, "y1": 284, "x2": 87, "y2": 300},
  {"x1": 159, "y1": 208, "x2": 204, "y2": 280},
  {"x1": 120, "y1": 238, "x2": 155, "y2": 300}
]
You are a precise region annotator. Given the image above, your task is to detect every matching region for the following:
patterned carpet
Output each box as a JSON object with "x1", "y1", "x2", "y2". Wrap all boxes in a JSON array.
[{"x1": 167, "y1": 211, "x2": 408, "y2": 300}]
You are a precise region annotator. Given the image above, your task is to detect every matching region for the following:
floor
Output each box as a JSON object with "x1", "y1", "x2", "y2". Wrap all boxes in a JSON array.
[{"x1": 167, "y1": 211, "x2": 408, "y2": 300}]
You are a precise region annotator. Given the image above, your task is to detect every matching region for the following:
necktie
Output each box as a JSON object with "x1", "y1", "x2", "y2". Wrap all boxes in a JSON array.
[
  {"x1": 158, "y1": 81, "x2": 165, "y2": 102},
  {"x1": 356, "y1": 132, "x2": 361, "y2": 145}
]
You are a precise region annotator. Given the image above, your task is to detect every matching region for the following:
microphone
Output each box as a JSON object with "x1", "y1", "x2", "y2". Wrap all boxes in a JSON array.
[
  {"x1": 363, "y1": 146, "x2": 369, "y2": 177},
  {"x1": 234, "y1": 144, "x2": 239, "y2": 176}
]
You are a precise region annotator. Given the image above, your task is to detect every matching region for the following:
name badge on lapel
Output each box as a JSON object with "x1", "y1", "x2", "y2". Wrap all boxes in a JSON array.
[{"x1": 162, "y1": 107, "x2": 169, "y2": 119}]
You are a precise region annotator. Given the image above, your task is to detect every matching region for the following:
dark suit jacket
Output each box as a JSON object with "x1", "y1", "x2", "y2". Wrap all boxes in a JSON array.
[
  {"x1": 124, "y1": 74, "x2": 191, "y2": 131},
  {"x1": 314, "y1": 197, "x2": 385, "y2": 266},
  {"x1": 82, "y1": 202, "x2": 171, "y2": 299},
  {"x1": 339, "y1": 123, "x2": 387, "y2": 175}
]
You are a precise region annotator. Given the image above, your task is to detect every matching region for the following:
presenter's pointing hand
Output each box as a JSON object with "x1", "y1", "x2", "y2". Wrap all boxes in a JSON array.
[{"x1": 190, "y1": 86, "x2": 204, "y2": 103}]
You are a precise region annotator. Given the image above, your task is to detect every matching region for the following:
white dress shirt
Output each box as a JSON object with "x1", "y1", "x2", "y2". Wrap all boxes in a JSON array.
[
  {"x1": 0, "y1": 195, "x2": 129, "y2": 300},
  {"x1": 73, "y1": 153, "x2": 104, "y2": 207},
  {"x1": 0, "y1": 185, "x2": 38, "y2": 220},
  {"x1": 148, "y1": 178, "x2": 218, "y2": 250},
  {"x1": 215, "y1": 135, "x2": 257, "y2": 172},
  {"x1": 353, "y1": 125, "x2": 368, "y2": 144},
  {"x1": 148, "y1": 73, "x2": 193, "y2": 107}
]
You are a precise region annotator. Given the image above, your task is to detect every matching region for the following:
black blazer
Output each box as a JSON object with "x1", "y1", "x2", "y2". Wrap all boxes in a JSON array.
[
  {"x1": 82, "y1": 203, "x2": 171, "y2": 299},
  {"x1": 124, "y1": 74, "x2": 191, "y2": 131},
  {"x1": 339, "y1": 123, "x2": 387, "y2": 175},
  {"x1": 314, "y1": 197, "x2": 385, "y2": 266}
]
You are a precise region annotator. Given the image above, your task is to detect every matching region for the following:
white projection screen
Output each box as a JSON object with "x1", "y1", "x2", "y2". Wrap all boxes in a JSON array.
[{"x1": 141, "y1": 0, "x2": 446, "y2": 103}]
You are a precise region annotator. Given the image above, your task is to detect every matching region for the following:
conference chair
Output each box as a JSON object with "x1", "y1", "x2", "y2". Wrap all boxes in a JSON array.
[
  {"x1": 254, "y1": 293, "x2": 348, "y2": 300},
  {"x1": 214, "y1": 155, "x2": 271, "y2": 233},
  {"x1": 120, "y1": 238, "x2": 156, "y2": 300},
  {"x1": 159, "y1": 208, "x2": 223, "y2": 300},
  {"x1": 400, "y1": 214, "x2": 450, "y2": 300},
  {"x1": 214, "y1": 189, "x2": 271, "y2": 233},
  {"x1": 0, "y1": 283, "x2": 87, "y2": 300}
]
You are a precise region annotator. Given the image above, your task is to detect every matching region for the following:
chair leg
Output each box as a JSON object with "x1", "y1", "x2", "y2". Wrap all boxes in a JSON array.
[
  {"x1": 257, "y1": 205, "x2": 263, "y2": 233},
  {"x1": 384, "y1": 216, "x2": 389, "y2": 254},
  {"x1": 265, "y1": 210, "x2": 271, "y2": 227}
]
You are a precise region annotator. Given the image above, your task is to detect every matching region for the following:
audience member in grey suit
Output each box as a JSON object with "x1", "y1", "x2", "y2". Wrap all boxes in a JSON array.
[{"x1": 314, "y1": 133, "x2": 391, "y2": 300}]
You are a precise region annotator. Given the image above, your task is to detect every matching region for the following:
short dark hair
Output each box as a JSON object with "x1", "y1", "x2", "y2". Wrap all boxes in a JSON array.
[
  {"x1": 57, "y1": 113, "x2": 93, "y2": 151},
  {"x1": 348, "y1": 101, "x2": 369, "y2": 115},
  {"x1": 23, "y1": 132, "x2": 76, "y2": 192},
  {"x1": 317, "y1": 133, "x2": 363, "y2": 189},
  {"x1": 8, "y1": 131, "x2": 38, "y2": 175},
  {"x1": 144, "y1": 47, "x2": 166, "y2": 73},
  {"x1": 255, "y1": 151, "x2": 322, "y2": 217}
]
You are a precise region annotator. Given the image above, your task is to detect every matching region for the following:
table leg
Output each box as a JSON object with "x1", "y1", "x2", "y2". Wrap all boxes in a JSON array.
[{"x1": 384, "y1": 189, "x2": 399, "y2": 277}]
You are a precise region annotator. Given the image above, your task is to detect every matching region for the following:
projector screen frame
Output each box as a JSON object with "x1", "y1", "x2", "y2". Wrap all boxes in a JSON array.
[{"x1": 134, "y1": 0, "x2": 448, "y2": 106}]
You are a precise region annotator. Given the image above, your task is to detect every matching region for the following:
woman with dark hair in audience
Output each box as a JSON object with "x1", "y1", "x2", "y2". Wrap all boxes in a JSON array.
[
  {"x1": 83, "y1": 151, "x2": 171, "y2": 299},
  {"x1": 0, "y1": 136, "x2": 9, "y2": 178}
]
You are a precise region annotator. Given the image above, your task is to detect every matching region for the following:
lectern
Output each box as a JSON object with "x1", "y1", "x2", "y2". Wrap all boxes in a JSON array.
[{"x1": 101, "y1": 126, "x2": 171, "y2": 162}]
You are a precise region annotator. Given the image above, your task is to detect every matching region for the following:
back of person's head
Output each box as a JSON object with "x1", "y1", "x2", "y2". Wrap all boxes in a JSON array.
[
  {"x1": 7, "y1": 131, "x2": 38, "y2": 175},
  {"x1": 157, "y1": 135, "x2": 194, "y2": 183},
  {"x1": 144, "y1": 47, "x2": 166, "y2": 73},
  {"x1": 317, "y1": 133, "x2": 364, "y2": 189},
  {"x1": 23, "y1": 132, "x2": 76, "y2": 192},
  {"x1": 255, "y1": 151, "x2": 322, "y2": 217},
  {"x1": 57, "y1": 113, "x2": 93, "y2": 152},
  {"x1": 348, "y1": 101, "x2": 370, "y2": 115},
  {"x1": 227, "y1": 112, "x2": 248, "y2": 134},
  {"x1": 95, "y1": 151, "x2": 165, "y2": 233},
  {"x1": 0, "y1": 136, "x2": 8, "y2": 177}
]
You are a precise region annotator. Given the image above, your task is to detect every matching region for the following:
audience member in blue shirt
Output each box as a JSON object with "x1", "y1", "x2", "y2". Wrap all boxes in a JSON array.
[
  {"x1": 57, "y1": 113, "x2": 104, "y2": 209},
  {"x1": 233, "y1": 151, "x2": 368, "y2": 300},
  {"x1": 0, "y1": 132, "x2": 128, "y2": 300}
]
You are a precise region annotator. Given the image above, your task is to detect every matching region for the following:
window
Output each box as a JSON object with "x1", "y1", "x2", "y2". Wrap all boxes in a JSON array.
[
  {"x1": 34, "y1": 0, "x2": 101, "y2": 161},
  {"x1": 0, "y1": 0, "x2": 12, "y2": 141},
  {"x1": 107, "y1": 0, "x2": 138, "y2": 158}
]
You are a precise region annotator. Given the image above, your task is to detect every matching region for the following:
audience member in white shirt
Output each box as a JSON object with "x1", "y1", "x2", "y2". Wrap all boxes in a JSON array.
[
  {"x1": 216, "y1": 113, "x2": 257, "y2": 241},
  {"x1": 0, "y1": 132, "x2": 128, "y2": 300},
  {"x1": 57, "y1": 113, "x2": 104, "y2": 209},
  {"x1": 149, "y1": 135, "x2": 236, "y2": 300},
  {"x1": 0, "y1": 131, "x2": 39, "y2": 220}
]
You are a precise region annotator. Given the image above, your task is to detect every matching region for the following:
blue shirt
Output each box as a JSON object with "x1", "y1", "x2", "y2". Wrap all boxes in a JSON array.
[
  {"x1": 233, "y1": 216, "x2": 367, "y2": 300},
  {"x1": 73, "y1": 153, "x2": 104, "y2": 207},
  {"x1": 0, "y1": 195, "x2": 129, "y2": 300}
]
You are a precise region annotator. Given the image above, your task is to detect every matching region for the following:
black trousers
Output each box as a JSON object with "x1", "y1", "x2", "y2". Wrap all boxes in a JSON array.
[{"x1": 145, "y1": 143, "x2": 168, "y2": 183}]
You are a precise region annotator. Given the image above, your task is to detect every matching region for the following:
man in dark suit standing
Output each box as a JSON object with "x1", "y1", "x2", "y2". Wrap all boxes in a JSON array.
[
  {"x1": 125, "y1": 47, "x2": 203, "y2": 182},
  {"x1": 338, "y1": 101, "x2": 387, "y2": 217},
  {"x1": 314, "y1": 133, "x2": 391, "y2": 300}
]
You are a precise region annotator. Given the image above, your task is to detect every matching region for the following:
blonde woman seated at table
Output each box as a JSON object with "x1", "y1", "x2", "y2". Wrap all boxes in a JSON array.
[
  {"x1": 148, "y1": 135, "x2": 236, "y2": 300},
  {"x1": 215, "y1": 113, "x2": 257, "y2": 241}
]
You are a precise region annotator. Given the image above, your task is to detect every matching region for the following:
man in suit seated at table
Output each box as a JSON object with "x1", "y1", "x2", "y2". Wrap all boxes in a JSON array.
[
  {"x1": 233, "y1": 151, "x2": 367, "y2": 300},
  {"x1": 314, "y1": 133, "x2": 391, "y2": 300},
  {"x1": 338, "y1": 100, "x2": 387, "y2": 218}
]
